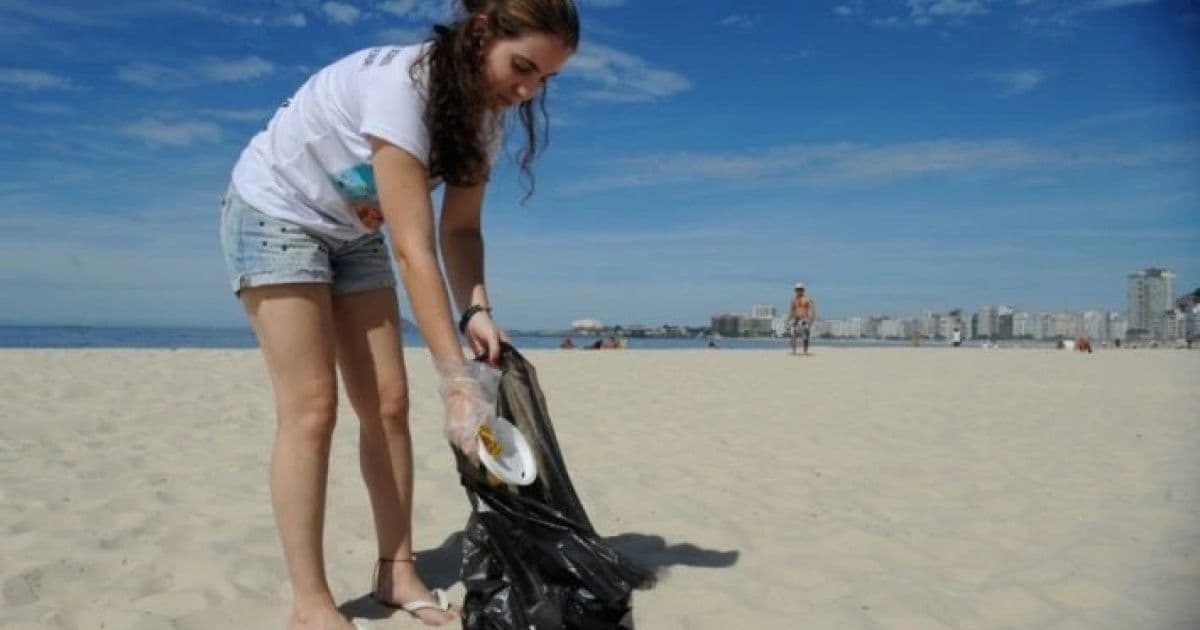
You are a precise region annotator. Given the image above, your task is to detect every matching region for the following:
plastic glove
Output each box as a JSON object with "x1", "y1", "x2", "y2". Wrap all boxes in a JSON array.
[
  {"x1": 436, "y1": 357, "x2": 505, "y2": 460},
  {"x1": 439, "y1": 376, "x2": 489, "y2": 459}
]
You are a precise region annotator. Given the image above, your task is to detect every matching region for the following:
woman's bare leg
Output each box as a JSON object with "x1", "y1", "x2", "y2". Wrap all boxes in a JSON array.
[
  {"x1": 242, "y1": 283, "x2": 355, "y2": 630},
  {"x1": 332, "y1": 287, "x2": 457, "y2": 626}
]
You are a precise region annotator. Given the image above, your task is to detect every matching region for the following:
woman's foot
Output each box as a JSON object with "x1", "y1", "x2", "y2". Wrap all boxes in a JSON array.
[
  {"x1": 288, "y1": 602, "x2": 357, "y2": 630},
  {"x1": 374, "y1": 558, "x2": 459, "y2": 626}
]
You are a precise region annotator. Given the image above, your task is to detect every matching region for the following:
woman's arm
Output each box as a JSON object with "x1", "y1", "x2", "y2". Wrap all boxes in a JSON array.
[
  {"x1": 370, "y1": 138, "x2": 463, "y2": 368},
  {"x1": 440, "y1": 182, "x2": 488, "y2": 315},
  {"x1": 371, "y1": 138, "x2": 496, "y2": 457},
  {"x1": 440, "y1": 182, "x2": 502, "y2": 362}
]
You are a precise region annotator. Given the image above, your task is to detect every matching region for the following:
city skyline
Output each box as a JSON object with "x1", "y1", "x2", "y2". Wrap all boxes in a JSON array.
[
  {"x1": 699, "y1": 266, "x2": 1194, "y2": 341},
  {"x1": 0, "y1": 1, "x2": 1197, "y2": 328},
  {"x1": 709, "y1": 270, "x2": 1191, "y2": 325}
]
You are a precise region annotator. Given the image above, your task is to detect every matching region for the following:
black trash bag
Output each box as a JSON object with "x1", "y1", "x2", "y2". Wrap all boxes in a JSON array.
[{"x1": 455, "y1": 343, "x2": 655, "y2": 630}]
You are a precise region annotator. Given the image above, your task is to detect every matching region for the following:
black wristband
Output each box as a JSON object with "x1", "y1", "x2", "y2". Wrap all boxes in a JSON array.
[{"x1": 458, "y1": 304, "x2": 492, "y2": 334}]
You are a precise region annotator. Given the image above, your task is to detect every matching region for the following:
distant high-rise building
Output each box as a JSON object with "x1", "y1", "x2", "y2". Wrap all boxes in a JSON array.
[
  {"x1": 741, "y1": 316, "x2": 774, "y2": 336},
  {"x1": 1161, "y1": 310, "x2": 1183, "y2": 342},
  {"x1": 863, "y1": 316, "x2": 883, "y2": 339},
  {"x1": 997, "y1": 306, "x2": 1015, "y2": 339},
  {"x1": 920, "y1": 312, "x2": 941, "y2": 338},
  {"x1": 1082, "y1": 310, "x2": 1107, "y2": 341},
  {"x1": 1041, "y1": 312, "x2": 1081, "y2": 339},
  {"x1": 975, "y1": 305, "x2": 998, "y2": 339},
  {"x1": 750, "y1": 304, "x2": 777, "y2": 318},
  {"x1": 1127, "y1": 268, "x2": 1176, "y2": 340},
  {"x1": 711, "y1": 314, "x2": 741, "y2": 337},
  {"x1": 1176, "y1": 288, "x2": 1200, "y2": 312},
  {"x1": 1107, "y1": 312, "x2": 1128, "y2": 342},
  {"x1": 937, "y1": 317, "x2": 952, "y2": 340},
  {"x1": 877, "y1": 318, "x2": 911, "y2": 339},
  {"x1": 1012, "y1": 311, "x2": 1037, "y2": 339}
]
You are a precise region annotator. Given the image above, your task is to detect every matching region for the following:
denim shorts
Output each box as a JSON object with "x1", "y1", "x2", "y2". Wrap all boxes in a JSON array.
[{"x1": 219, "y1": 185, "x2": 395, "y2": 296}]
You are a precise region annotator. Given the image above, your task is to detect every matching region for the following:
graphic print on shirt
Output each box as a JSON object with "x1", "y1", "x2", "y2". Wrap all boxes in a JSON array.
[
  {"x1": 331, "y1": 164, "x2": 383, "y2": 230},
  {"x1": 330, "y1": 163, "x2": 377, "y2": 203},
  {"x1": 310, "y1": 132, "x2": 383, "y2": 231}
]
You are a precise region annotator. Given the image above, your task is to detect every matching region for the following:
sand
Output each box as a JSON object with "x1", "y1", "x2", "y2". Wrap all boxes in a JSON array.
[{"x1": 1, "y1": 347, "x2": 1197, "y2": 629}]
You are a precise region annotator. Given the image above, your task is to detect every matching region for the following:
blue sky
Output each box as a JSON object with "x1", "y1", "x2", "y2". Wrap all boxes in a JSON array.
[{"x1": 0, "y1": 0, "x2": 1197, "y2": 328}]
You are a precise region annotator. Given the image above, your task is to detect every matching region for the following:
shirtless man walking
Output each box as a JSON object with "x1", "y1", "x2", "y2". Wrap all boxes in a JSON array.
[{"x1": 789, "y1": 282, "x2": 816, "y2": 356}]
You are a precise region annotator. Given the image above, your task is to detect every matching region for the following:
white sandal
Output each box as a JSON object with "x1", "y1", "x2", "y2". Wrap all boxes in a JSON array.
[{"x1": 371, "y1": 557, "x2": 455, "y2": 619}]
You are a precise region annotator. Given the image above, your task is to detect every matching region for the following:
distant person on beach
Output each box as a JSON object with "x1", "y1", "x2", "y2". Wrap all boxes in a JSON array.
[
  {"x1": 216, "y1": 2, "x2": 578, "y2": 627},
  {"x1": 788, "y1": 282, "x2": 816, "y2": 355},
  {"x1": 1075, "y1": 336, "x2": 1093, "y2": 353},
  {"x1": 951, "y1": 328, "x2": 963, "y2": 348},
  {"x1": 559, "y1": 336, "x2": 576, "y2": 349}
]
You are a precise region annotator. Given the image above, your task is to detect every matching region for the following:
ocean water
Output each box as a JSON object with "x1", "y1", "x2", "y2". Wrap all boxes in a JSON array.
[
  {"x1": 0, "y1": 325, "x2": 918, "y2": 351},
  {"x1": 0, "y1": 325, "x2": 259, "y2": 349}
]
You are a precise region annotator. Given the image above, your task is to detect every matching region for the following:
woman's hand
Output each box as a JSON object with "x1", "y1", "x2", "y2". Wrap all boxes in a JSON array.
[
  {"x1": 464, "y1": 310, "x2": 507, "y2": 365},
  {"x1": 439, "y1": 375, "x2": 493, "y2": 461}
]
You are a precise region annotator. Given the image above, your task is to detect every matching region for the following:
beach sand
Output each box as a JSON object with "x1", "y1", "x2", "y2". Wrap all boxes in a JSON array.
[{"x1": 1, "y1": 347, "x2": 1197, "y2": 629}]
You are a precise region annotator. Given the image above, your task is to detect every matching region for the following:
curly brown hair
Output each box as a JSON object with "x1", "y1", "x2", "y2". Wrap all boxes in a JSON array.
[{"x1": 412, "y1": 0, "x2": 580, "y2": 198}]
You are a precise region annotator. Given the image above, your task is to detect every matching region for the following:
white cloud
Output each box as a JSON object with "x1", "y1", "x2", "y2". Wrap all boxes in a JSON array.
[
  {"x1": 117, "y1": 56, "x2": 275, "y2": 89},
  {"x1": 566, "y1": 42, "x2": 691, "y2": 103},
  {"x1": 1089, "y1": 0, "x2": 1159, "y2": 8},
  {"x1": 120, "y1": 118, "x2": 221, "y2": 146},
  {"x1": 200, "y1": 56, "x2": 274, "y2": 82},
  {"x1": 277, "y1": 12, "x2": 308, "y2": 27},
  {"x1": 376, "y1": 0, "x2": 453, "y2": 22},
  {"x1": 563, "y1": 138, "x2": 1200, "y2": 192},
  {"x1": 116, "y1": 63, "x2": 179, "y2": 88},
  {"x1": 323, "y1": 1, "x2": 362, "y2": 24},
  {"x1": 719, "y1": 14, "x2": 756, "y2": 28},
  {"x1": 200, "y1": 108, "x2": 272, "y2": 123},
  {"x1": 1019, "y1": 0, "x2": 1165, "y2": 29},
  {"x1": 908, "y1": 0, "x2": 988, "y2": 18},
  {"x1": 1058, "y1": 102, "x2": 1200, "y2": 131},
  {"x1": 0, "y1": 0, "x2": 120, "y2": 27},
  {"x1": 843, "y1": 0, "x2": 997, "y2": 27},
  {"x1": 377, "y1": 0, "x2": 419, "y2": 17},
  {"x1": 901, "y1": 0, "x2": 989, "y2": 26},
  {"x1": 376, "y1": 27, "x2": 428, "y2": 45},
  {"x1": 986, "y1": 68, "x2": 1046, "y2": 96},
  {"x1": 0, "y1": 68, "x2": 73, "y2": 91},
  {"x1": 220, "y1": 11, "x2": 308, "y2": 27},
  {"x1": 872, "y1": 16, "x2": 906, "y2": 28}
]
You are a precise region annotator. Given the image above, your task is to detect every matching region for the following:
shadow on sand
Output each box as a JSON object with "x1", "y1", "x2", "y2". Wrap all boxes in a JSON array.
[{"x1": 338, "y1": 531, "x2": 738, "y2": 621}]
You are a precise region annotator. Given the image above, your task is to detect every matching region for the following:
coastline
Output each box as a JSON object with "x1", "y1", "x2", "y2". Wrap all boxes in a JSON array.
[{"x1": 0, "y1": 325, "x2": 1171, "y2": 351}]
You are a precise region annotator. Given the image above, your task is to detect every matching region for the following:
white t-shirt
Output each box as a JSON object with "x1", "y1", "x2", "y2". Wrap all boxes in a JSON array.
[{"x1": 231, "y1": 43, "x2": 501, "y2": 241}]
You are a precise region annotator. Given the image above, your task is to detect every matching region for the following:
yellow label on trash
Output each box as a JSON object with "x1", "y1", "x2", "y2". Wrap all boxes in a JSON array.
[{"x1": 478, "y1": 424, "x2": 503, "y2": 458}]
